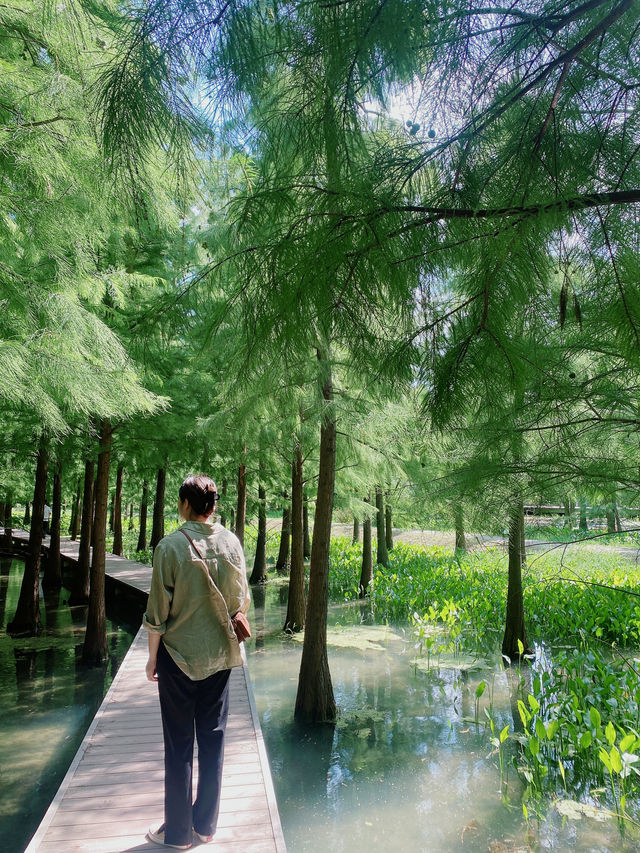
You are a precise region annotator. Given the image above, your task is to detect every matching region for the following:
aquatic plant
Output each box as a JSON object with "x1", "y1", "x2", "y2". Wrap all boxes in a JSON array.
[
  {"x1": 513, "y1": 649, "x2": 640, "y2": 825},
  {"x1": 329, "y1": 537, "x2": 640, "y2": 650}
]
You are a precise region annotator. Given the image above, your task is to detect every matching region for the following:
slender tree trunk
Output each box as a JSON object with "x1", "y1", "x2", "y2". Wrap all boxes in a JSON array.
[
  {"x1": 303, "y1": 500, "x2": 311, "y2": 560},
  {"x1": 520, "y1": 505, "x2": 527, "y2": 566},
  {"x1": 108, "y1": 489, "x2": 115, "y2": 532},
  {"x1": 112, "y1": 465, "x2": 124, "y2": 556},
  {"x1": 8, "y1": 435, "x2": 49, "y2": 636},
  {"x1": 72, "y1": 458, "x2": 94, "y2": 604},
  {"x1": 90, "y1": 485, "x2": 98, "y2": 550},
  {"x1": 82, "y1": 420, "x2": 112, "y2": 665},
  {"x1": 150, "y1": 467, "x2": 166, "y2": 552},
  {"x1": 0, "y1": 503, "x2": 4, "y2": 529},
  {"x1": 454, "y1": 503, "x2": 466, "y2": 551},
  {"x1": 3, "y1": 495, "x2": 13, "y2": 546},
  {"x1": 128, "y1": 502, "x2": 134, "y2": 531},
  {"x1": 235, "y1": 456, "x2": 246, "y2": 547},
  {"x1": 359, "y1": 496, "x2": 373, "y2": 597},
  {"x1": 502, "y1": 499, "x2": 529, "y2": 661},
  {"x1": 43, "y1": 463, "x2": 62, "y2": 590},
  {"x1": 385, "y1": 499, "x2": 393, "y2": 551},
  {"x1": 606, "y1": 502, "x2": 616, "y2": 535},
  {"x1": 352, "y1": 516, "x2": 359, "y2": 543},
  {"x1": 23, "y1": 502, "x2": 30, "y2": 526},
  {"x1": 295, "y1": 361, "x2": 337, "y2": 723},
  {"x1": 137, "y1": 479, "x2": 148, "y2": 552},
  {"x1": 284, "y1": 446, "x2": 306, "y2": 632},
  {"x1": 615, "y1": 507, "x2": 623, "y2": 533},
  {"x1": 275, "y1": 492, "x2": 291, "y2": 575},
  {"x1": 375, "y1": 486, "x2": 388, "y2": 567},
  {"x1": 579, "y1": 498, "x2": 588, "y2": 532},
  {"x1": 230, "y1": 507, "x2": 235, "y2": 533},
  {"x1": 563, "y1": 497, "x2": 572, "y2": 528},
  {"x1": 220, "y1": 479, "x2": 227, "y2": 528},
  {"x1": 250, "y1": 483, "x2": 268, "y2": 584},
  {"x1": 70, "y1": 477, "x2": 81, "y2": 540}
]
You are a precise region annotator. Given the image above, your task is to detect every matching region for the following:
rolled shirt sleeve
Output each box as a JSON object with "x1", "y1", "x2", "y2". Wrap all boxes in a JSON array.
[{"x1": 143, "y1": 540, "x2": 174, "y2": 634}]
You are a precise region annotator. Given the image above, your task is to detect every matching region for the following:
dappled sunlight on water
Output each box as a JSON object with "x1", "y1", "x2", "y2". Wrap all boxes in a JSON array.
[{"x1": 245, "y1": 580, "x2": 640, "y2": 853}]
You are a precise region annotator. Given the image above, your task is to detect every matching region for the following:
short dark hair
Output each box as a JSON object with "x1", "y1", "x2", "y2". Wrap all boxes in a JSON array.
[{"x1": 179, "y1": 474, "x2": 219, "y2": 516}]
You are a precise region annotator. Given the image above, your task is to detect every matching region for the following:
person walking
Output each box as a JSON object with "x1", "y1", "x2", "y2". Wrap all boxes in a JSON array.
[{"x1": 144, "y1": 474, "x2": 250, "y2": 849}]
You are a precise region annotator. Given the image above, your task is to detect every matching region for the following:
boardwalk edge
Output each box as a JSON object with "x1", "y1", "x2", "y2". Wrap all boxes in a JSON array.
[{"x1": 23, "y1": 626, "x2": 147, "y2": 852}]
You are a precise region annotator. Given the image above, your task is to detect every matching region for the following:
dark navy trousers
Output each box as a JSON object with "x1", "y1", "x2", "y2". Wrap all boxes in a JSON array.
[{"x1": 156, "y1": 641, "x2": 231, "y2": 847}]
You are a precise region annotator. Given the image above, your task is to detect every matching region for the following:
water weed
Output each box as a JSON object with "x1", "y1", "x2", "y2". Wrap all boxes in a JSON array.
[{"x1": 329, "y1": 537, "x2": 640, "y2": 649}]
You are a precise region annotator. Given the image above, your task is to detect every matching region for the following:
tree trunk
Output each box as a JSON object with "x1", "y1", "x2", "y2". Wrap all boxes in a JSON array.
[
  {"x1": 71, "y1": 458, "x2": 94, "y2": 604},
  {"x1": 70, "y1": 477, "x2": 82, "y2": 540},
  {"x1": 606, "y1": 504, "x2": 616, "y2": 535},
  {"x1": 112, "y1": 465, "x2": 124, "y2": 556},
  {"x1": 90, "y1": 484, "x2": 98, "y2": 550},
  {"x1": 284, "y1": 446, "x2": 306, "y2": 632},
  {"x1": 82, "y1": 420, "x2": 112, "y2": 665},
  {"x1": 220, "y1": 479, "x2": 227, "y2": 528},
  {"x1": 295, "y1": 362, "x2": 337, "y2": 723},
  {"x1": 136, "y1": 479, "x2": 148, "y2": 552},
  {"x1": 250, "y1": 483, "x2": 268, "y2": 584},
  {"x1": 375, "y1": 486, "x2": 388, "y2": 567},
  {"x1": 303, "y1": 500, "x2": 311, "y2": 560},
  {"x1": 150, "y1": 467, "x2": 166, "y2": 552},
  {"x1": 385, "y1": 500, "x2": 393, "y2": 551},
  {"x1": 615, "y1": 507, "x2": 623, "y2": 533},
  {"x1": 108, "y1": 489, "x2": 115, "y2": 532},
  {"x1": 43, "y1": 463, "x2": 62, "y2": 590},
  {"x1": 501, "y1": 499, "x2": 529, "y2": 661},
  {"x1": 23, "y1": 502, "x2": 30, "y2": 526},
  {"x1": 579, "y1": 498, "x2": 588, "y2": 532},
  {"x1": 275, "y1": 492, "x2": 291, "y2": 575},
  {"x1": 235, "y1": 457, "x2": 246, "y2": 547},
  {"x1": 352, "y1": 516, "x2": 359, "y2": 543},
  {"x1": 8, "y1": 435, "x2": 48, "y2": 636},
  {"x1": 563, "y1": 497, "x2": 572, "y2": 528},
  {"x1": 359, "y1": 496, "x2": 373, "y2": 597},
  {"x1": 520, "y1": 505, "x2": 527, "y2": 567},
  {"x1": 128, "y1": 502, "x2": 134, "y2": 531},
  {"x1": 454, "y1": 503, "x2": 466, "y2": 551},
  {"x1": 230, "y1": 507, "x2": 235, "y2": 533},
  {"x1": 3, "y1": 496, "x2": 13, "y2": 546}
]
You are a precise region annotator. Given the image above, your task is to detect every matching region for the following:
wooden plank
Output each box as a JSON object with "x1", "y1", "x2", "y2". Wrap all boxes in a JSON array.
[
  {"x1": 24, "y1": 600, "x2": 287, "y2": 853},
  {"x1": 38, "y1": 834, "x2": 277, "y2": 853}
]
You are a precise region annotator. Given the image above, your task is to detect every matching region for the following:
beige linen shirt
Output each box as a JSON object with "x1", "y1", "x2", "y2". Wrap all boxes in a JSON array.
[{"x1": 143, "y1": 520, "x2": 250, "y2": 680}]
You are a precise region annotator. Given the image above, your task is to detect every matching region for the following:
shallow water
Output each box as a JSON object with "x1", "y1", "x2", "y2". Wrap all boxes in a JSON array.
[
  {"x1": 0, "y1": 558, "x2": 138, "y2": 852},
  {"x1": 245, "y1": 581, "x2": 639, "y2": 853}
]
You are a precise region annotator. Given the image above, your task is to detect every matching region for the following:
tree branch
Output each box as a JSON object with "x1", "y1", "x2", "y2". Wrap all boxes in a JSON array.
[
  {"x1": 16, "y1": 115, "x2": 76, "y2": 128},
  {"x1": 383, "y1": 189, "x2": 640, "y2": 223}
]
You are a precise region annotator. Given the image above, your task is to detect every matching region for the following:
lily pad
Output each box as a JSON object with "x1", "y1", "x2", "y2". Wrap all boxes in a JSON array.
[{"x1": 554, "y1": 799, "x2": 611, "y2": 822}]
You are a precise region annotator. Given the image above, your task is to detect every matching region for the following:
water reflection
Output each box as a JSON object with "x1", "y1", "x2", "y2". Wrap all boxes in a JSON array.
[
  {"x1": 0, "y1": 558, "x2": 136, "y2": 853},
  {"x1": 246, "y1": 582, "x2": 638, "y2": 853}
]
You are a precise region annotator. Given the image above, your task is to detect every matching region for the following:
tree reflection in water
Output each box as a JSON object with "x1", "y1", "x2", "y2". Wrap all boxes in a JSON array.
[{"x1": 0, "y1": 558, "x2": 136, "y2": 853}]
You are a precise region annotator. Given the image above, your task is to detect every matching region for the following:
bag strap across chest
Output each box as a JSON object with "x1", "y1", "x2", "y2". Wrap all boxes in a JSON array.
[{"x1": 178, "y1": 528, "x2": 236, "y2": 638}]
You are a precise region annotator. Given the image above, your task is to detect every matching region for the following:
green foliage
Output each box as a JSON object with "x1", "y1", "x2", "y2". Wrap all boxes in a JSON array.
[
  {"x1": 515, "y1": 649, "x2": 640, "y2": 822},
  {"x1": 329, "y1": 538, "x2": 640, "y2": 650},
  {"x1": 525, "y1": 522, "x2": 640, "y2": 548}
]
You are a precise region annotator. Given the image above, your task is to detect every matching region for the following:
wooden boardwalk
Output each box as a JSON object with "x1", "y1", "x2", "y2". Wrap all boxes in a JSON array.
[{"x1": 8, "y1": 531, "x2": 287, "y2": 853}]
